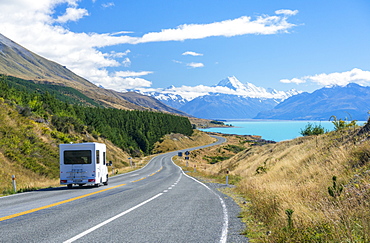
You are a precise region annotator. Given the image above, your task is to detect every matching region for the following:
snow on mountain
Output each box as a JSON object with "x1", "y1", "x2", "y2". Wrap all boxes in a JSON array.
[
  {"x1": 133, "y1": 76, "x2": 302, "y2": 118},
  {"x1": 215, "y1": 76, "x2": 300, "y2": 100},
  {"x1": 256, "y1": 83, "x2": 370, "y2": 120},
  {"x1": 136, "y1": 76, "x2": 301, "y2": 105}
]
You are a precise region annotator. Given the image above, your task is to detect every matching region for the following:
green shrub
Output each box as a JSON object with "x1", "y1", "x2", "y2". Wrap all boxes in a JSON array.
[{"x1": 300, "y1": 123, "x2": 327, "y2": 136}]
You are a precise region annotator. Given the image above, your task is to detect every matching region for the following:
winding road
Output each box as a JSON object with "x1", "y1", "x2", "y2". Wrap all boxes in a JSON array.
[{"x1": 0, "y1": 136, "x2": 244, "y2": 242}]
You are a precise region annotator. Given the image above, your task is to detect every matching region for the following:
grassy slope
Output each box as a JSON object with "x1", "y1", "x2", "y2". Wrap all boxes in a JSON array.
[
  {"x1": 199, "y1": 125, "x2": 370, "y2": 242},
  {"x1": 0, "y1": 98, "x2": 214, "y2": 195},
  {"x1": 0, "y1": 99, "x2": 132, "y2": 195}
]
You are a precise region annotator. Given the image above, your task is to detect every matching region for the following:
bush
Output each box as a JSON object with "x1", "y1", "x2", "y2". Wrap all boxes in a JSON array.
[{"x1": 300, "y1": 123, "x2": 327, "y2": 136}]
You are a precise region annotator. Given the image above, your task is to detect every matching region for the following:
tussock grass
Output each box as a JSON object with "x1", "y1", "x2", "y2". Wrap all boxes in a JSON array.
[{"x1": 206, "y1": 126, "x2": 370, "y2": 242}]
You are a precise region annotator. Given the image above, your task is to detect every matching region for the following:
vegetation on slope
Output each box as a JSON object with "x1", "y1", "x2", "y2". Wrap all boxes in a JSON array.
[
  {"x1": 0, "y1": 74, "x2": 194, "y2": 194},
  {"x1": 193, "y1": 123, "x2": 370, "y2": 242},
  {"x1": 0, "y1": 75, "x2": 193, "y2": 155}
]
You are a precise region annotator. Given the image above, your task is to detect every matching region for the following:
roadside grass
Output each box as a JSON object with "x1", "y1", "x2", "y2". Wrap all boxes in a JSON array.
[
  {"x1": 201, "y1": 127, "x2": 370, "y2": 242},
  {"x1": 0, "y1": 115, "x2": 215, "y2": 196}
]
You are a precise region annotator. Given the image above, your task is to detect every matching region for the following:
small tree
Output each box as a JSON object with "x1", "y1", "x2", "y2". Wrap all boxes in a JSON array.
[{"x1": 300, "y1": 123, "x2": 327, "y2": 136}]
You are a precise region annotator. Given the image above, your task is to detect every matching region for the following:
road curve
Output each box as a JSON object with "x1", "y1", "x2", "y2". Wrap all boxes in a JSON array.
[{"x1": 0, "y1": 135, "x2": 246, "y2": 242}]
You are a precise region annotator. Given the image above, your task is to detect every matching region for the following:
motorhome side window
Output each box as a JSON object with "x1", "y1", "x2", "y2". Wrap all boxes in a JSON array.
[
  {"x1": 96, "y1": 150, "x2": 100, "y2": 164},
  {"x1": 64, "y1": 150, "x2": 92, "y2": 164},
  {"x1": 103, "y1": 152, "x2": 106, "y2": 165}
]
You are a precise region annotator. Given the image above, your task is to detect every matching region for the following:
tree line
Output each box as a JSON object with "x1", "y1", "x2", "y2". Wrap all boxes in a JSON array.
[{"x1": 0, "y1": 75, "x2": 193, "y2": 155}]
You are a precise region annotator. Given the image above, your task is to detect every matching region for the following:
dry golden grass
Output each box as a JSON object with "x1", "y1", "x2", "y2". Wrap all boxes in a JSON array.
[
  {"x1": 0, "y1": 152, "x2": 60, "y2": 194},
  {"x1": 202, "y1": 127, "x2": 370, "y2": 242},
  {"x1": 152, "y1": 129, "x2": 216, "y2": 153}
]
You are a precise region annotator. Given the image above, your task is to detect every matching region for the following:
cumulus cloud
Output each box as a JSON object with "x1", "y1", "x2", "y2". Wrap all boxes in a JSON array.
[
  {"x1": 0, "y1": 0, "x2": 298, "y2": 90},
  {"x1": 182, "y1": 51, "x2": 203, "y2": 56},
  {"x1": 55, "y1": 7, "x2": 89, "y2": 23},
  {"x1": 280, "y1": 68, "x2": 370, "y2": 87},
  {"x1": 187, "y1": 62, "x2": 204, "y2": 68}
]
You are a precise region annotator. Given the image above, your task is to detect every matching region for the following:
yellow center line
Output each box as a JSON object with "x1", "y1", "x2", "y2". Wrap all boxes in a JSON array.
[
  {"x1": 1, "y1": 166, "x2": 164, "y2": 222},
  {"x1": 0, "y1": 183, "x2": 127, "y2": 222},
  {"x1": 131, "y1": 177, "x2": 146, "y2": 183}
]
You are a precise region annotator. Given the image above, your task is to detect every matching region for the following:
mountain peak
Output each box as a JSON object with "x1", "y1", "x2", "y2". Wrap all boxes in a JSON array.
[{"x1": 216, "y1": 76, "x2": 245, "y2": 90}]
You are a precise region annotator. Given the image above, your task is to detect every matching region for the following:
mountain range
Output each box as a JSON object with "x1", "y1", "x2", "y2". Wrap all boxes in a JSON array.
[
  {"x1": 1, "y1": 32, "x2": 369, "y2": 121},
  {"x1": 256, "y1": 83, "x2": 370, "y2": 121},
  {"x1": 139, "y1": 76, "x2": 370, "y2": 121},
  {"x1": 137, "y1": 76, "x2": 301, "y2": 119}
]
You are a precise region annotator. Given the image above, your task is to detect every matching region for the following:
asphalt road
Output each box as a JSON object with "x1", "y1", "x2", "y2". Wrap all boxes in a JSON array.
[{"x1": 0, "y1": 136, "x2": 247, "y2": 242}]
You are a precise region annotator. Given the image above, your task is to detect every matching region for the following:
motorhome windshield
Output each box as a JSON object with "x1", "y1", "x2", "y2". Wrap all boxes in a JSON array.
[{"x1": 64, "y1": 150, "x2": 92, "y2": 164}]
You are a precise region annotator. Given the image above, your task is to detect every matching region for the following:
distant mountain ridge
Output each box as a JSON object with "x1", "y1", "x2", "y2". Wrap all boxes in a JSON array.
[
  {"x1": 138, "y1": 76, "x2": 301, "y2": 119},
  {"x1": 256, "y1": 83, "x2": 370, "y2": 120}
]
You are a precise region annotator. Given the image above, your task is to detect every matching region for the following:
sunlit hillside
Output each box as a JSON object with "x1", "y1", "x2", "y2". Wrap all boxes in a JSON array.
[{"x1": 209, "y1": 122, "x2": 370, "y2": 242}]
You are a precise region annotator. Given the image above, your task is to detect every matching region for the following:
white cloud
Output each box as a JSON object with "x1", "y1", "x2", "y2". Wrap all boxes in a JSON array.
[
  {"x1": 122, "y1": 58, "x2": 131, "y2": 67},
  {"x1": 280, "y1": 78, "x2": 306, "y2": 84},
  {"x1": 0, "y1": 1, "x2": 298, "y2": 90},
  {"x1": 115, "y1": 71, "x2": 153, "y2": 77},
  {"x1": 134, "y1": 13, "x2": 297, "y2": 44},
  {"x1": 107, "y1": 49, "x2": 131, "y2": 58},
  {"x1": 280, "y1": 68, "x2": 370, "y2": 86},
  {"x1": 275, "y1": 9, "x2": 299, "y2": 16},
  {"x1": 102, "y1": 2, "x2": 115, "y2": 8},
  {"x1": 187, "y1": 62, "x2": 204, "y2": 68},
  {"x1": 182, "y1": 51, "x2": 203, "y2": 56},
  {"x1": 55, "y1": 7, "x2": 89, "y2": 23}
]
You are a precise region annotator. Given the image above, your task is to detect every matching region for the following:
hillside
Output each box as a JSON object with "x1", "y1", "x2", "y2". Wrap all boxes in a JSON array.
[
  {"x1": 0, "y1": 33, "x2": 184, "y2": 115},
  {"x1": 186, "y1": 123, "x2": 370, "y2": 242}
]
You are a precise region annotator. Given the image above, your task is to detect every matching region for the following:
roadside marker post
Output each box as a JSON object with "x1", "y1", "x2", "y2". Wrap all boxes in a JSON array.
[
  {"x1": 12, "y1": 175, "x2": 16, "y2": 193},
  {"x1": 226, "y1": 170, "x2": 229, "y2": 186}
]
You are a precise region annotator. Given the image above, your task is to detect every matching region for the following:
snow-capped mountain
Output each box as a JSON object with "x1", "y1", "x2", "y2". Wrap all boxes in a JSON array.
[
  {"x1": 213, "y1": 76, "x2": 300, "y2": 100},
  {"x1": 135, "y1": 76, "x2": 301, "y2": 119},
  {"x1": 256, "y1": 83, "x2": 370, "y2": 120}
]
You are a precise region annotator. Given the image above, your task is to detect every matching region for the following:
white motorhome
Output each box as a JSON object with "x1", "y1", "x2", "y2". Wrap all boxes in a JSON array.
[{"x1": 59, "y1": 142, "x2": 109, "y2": 188}]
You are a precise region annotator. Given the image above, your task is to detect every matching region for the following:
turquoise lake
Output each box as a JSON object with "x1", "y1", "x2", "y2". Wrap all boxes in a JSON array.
[{"x1": 200, "y1": 120, "x2": 366, "y2": 142}]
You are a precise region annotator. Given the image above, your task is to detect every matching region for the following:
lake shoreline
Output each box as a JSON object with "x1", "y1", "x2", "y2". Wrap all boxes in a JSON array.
[{"x1": 200, "y1": 120, "x2": 366, "y2": 142}]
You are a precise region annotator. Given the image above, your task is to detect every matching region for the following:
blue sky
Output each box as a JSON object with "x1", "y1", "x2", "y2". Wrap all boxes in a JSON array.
[{"x1": 0, "y1": 0, "x2": 369, "y2": 93}]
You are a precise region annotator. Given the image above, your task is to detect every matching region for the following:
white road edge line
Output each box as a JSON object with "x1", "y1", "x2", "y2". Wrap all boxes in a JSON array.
[
  {"x1": 63, "y1": 193, "x2": 163, "y2": 243},
  {"x1": 172, "y1": 159, "x2": 229, "y2": 243}
]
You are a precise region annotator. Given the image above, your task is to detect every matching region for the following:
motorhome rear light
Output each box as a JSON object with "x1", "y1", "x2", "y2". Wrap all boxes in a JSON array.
[
  {"x1": 88, "y1": 179, "x2": 95, "y2": 182},
  {"x1": 60, "y1": 180, "x2": 67, "y2": 183}
]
